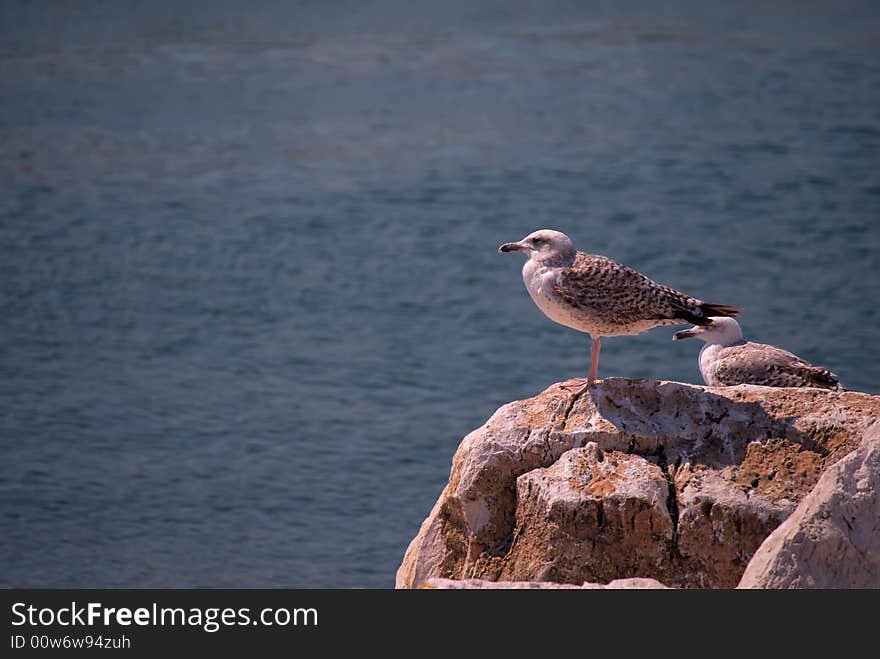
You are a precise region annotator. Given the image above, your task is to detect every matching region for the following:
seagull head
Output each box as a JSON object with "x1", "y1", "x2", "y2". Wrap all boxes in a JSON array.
[
  {"x1": 673, "y1": 316, "x2": 744, "y2": 346},
  {"x1": 498, "y1": 229, "x2": 576, "y2": 266}
]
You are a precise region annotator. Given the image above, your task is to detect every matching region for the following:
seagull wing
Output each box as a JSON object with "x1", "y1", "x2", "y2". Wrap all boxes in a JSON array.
[
  {"x1": 553, "y1": 253, "x2": 729, "y2": 326},
  {"x1": 713, "y1": 343, "x2": 842, "y2": 389}
]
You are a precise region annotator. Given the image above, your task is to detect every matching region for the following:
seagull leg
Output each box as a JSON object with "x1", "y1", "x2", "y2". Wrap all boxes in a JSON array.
[
  {"x1": 589, "y1": 336, "x2": 601, "y2": 382},
  {"x1": 560, "y1": 337, "x2": 601, "y2": 395}
]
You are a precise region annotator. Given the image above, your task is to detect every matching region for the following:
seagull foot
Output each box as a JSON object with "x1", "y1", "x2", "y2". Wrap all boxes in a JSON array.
[{"x1": 559, "y1": 378, "x2": 595, "y2": 396}]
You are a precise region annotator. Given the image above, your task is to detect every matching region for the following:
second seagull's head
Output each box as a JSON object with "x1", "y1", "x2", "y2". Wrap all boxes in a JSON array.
[
  {"x1": 499, "y1": 229, "x2": 576, "y2": 267},
  {"x1": 673, "y1": 316, "x2": 745, "y2": 346}
]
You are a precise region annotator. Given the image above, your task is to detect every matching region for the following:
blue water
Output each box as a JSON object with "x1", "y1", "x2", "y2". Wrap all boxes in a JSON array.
[{"x1": 1, "y1": 1, "x2": 878, "y2": 587}]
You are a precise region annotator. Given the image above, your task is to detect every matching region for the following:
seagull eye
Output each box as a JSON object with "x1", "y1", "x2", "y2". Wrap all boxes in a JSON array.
[{"x1": 532, "y1": 238, "x2": 544, "y2": 246}]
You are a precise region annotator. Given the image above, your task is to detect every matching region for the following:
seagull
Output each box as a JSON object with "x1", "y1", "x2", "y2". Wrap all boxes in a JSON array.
[
  {"x1": 498, "y1": 229, "x2": 740, "y2": 391},
  {"x1": 672, "y1": 316, "x2": 843, "y2": 389}
]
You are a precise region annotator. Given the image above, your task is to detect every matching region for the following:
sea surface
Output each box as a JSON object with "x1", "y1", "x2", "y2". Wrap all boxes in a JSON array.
[{"x1": 1, "y1": 1, "x2": 878, "y2": 587}]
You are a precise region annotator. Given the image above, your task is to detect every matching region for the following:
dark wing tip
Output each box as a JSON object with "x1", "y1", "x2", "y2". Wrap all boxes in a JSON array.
[
  {"x1": 677, "y1": 302, "x2": 742, "y2": 326},
  {"x1": 811, "y1": 367, "x2": 842, "y2": 390},
  {"x1": 700, "y1": 303, "x2": 742, "y2": 318}
]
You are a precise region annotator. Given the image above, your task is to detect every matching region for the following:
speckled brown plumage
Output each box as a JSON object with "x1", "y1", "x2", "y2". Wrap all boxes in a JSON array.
[
  {"x1": 551, "y1": 253, "x2": 739, "y2": 337},
  {"x1": 703, "y1": 342, "x2": 842, "y2": 389}
]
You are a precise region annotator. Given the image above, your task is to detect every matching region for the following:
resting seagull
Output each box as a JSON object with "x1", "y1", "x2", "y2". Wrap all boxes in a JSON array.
[
  {"x1": 673, "y1": 316, "x2": 842, "y2": 389},
  {"x1": 499, "y1": 229, "x2": 740, "y2": 391}
]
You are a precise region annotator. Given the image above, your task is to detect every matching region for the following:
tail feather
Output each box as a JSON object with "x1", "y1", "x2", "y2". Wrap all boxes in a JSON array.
[
  {"x1": 806, "y1": 365, "x2": 842, "y2": 390},
  {"x1": 691, "y1": 302, "x2": 741, "y2": 325}
]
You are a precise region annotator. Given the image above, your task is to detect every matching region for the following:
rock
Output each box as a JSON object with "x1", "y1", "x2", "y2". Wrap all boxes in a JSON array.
[
  {"x1": 420, "y1": 577, "x2": 669, "y2": 589},
  {"x1": 396, "y1": 378, "x2": 880, "y2": 589},
  {"x1": 738, "y1": 422, "x2": 880, "y2": 588},
  {"x1": 500, "y1": 444, "x2": 675, "y2": 584},
  {"x1": 420, "y1": 578, "x2": 582, "y2": 589}
]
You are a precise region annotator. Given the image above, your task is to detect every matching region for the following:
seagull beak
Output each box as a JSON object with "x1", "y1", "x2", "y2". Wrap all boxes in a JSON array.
[
  {"x1": 499, "y1": 241, "x2": 525, "y2": 253},
  {"x1": 672, "y1": 328, "x2": 700, "y2": 341}
]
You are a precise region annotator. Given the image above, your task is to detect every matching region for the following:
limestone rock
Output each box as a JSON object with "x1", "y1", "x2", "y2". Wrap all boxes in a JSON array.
[
  {"x1": 738, "y1": 422, "x2": 880, "y2": 588},
  {"x1": 500, "y1": 444, "x2": 674, "y2": 584},
  {"x1": 420, "y1": 577, "x2": 669, "y2": 589},
  {"x1": 396, "y1": 379, "x2": 880, "y2": 589}
]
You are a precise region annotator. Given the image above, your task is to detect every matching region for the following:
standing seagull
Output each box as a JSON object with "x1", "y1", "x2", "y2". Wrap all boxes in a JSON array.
[
  {"x1": 498, "y1": 229, "x2": 740, "y2": 391},
  {"x1": 673, "y1": 316, "x2": 842, "y2": 389}
]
